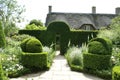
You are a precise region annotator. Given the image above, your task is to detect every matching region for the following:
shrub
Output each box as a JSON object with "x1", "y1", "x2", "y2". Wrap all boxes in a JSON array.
[
  {"x1": 0, "y1": 63, "x2": 8, "y2": 80},
  {"x1": 97, "y1": 16, "x2": 120, "y2": 45},
  {"x1": 111, "y1": 47, "x2": 120, "y2": 66},
  {"x1": 25, "y1": 24, "x2": 40, "y2": 30},
  {"x1": 0, "y1": 21, "x2": 6, "y2": 48},
  {"x1": 21, "y1": 52, "x2": 48, "y2": 70},
  {"x1": 83, "y1": 53, "x2": 111, "y2": 70},
  {"x1": 66, "y1": 47, "x2": 83, "y2": 66},
  {"x1": 12, "y1": 34, "x2": 35, "y2": 42},
  {"x1": 20, "y1": 38, "x2": 43, "y2": 53},
  {"x1": 112, "y1": 66, "x2": 120, "y2": 80},
  {"x1": 29, "y1": 19, "x2": 43, "y2": 26},
  {"x1": 26, "y1": 38, "x2": 43, "y2": 53},
  {"x1": 20, "y1": 38, "x2": 31, "y2": 52},
  {"x1": 88, "y1": 38, "x2": 112, "y2": 55},
  {"x1": 0, "y1": 46, "x2": 26, "y2": 77},
  {"x1": 43, "y1": 46, "x2": 55, "y2": 65}
]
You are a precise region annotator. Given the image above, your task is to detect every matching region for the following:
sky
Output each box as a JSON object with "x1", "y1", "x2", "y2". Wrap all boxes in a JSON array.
[{"x1": 17, "y1": 0, "x2": 120, "y2": 27}]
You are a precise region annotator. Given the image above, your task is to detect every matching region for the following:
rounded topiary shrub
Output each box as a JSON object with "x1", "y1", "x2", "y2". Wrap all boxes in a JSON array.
[
  {"x1": 20, "y1": 38, "x2": 31, "y2": 52},
  {"x1": 26, "y1": 38, "x2": 43, "y2": 53},
  {"x1": 88, "y1": 38, "x2": 112, "y2": 55},
  {"x1": 20, "y1": 38, "x2": 43, "y2": 53}
]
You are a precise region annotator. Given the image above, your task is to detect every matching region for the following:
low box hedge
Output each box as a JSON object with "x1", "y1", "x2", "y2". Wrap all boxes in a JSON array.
[
  {"x1": 83, "y1": 53, "x2": 111, "y2": 70},
  {"x1": 112, "y1": 66, "x2": 120, "y2": 80},
  {"x1": 21, "y1": 52, "x2": 48, "y2": 70}
]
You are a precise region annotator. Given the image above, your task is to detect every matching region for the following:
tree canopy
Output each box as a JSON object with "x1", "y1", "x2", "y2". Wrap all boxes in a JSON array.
[
  {"x1": 25, "y1": 19, "x2": 46, "y2": 30},
  {"x1": 29, "y1": 19, "x2": 43, "y2": 26},
  {"x1": 0, "y1": 0, "x2": 25, "y2": 36}
]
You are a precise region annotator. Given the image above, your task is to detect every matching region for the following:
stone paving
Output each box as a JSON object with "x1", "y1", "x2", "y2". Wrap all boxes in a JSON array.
[{"x1": 10, "y1": 51, "x2": 104, "y2": 80}]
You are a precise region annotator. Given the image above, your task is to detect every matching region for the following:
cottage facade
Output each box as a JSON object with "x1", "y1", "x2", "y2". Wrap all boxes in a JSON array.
[{"x1": 45, "y1": 6, "x2": 120, "y2": 30}]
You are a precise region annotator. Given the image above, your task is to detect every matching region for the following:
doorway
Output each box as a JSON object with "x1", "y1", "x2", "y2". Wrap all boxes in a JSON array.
[{"x1": 55, "y1": 33, "x2": 60, "y2": 50}]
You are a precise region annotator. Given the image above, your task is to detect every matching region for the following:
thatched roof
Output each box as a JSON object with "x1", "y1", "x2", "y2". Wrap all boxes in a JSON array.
[{"x1": 45, "y1": 12, "x2": 116, "y2": 30}]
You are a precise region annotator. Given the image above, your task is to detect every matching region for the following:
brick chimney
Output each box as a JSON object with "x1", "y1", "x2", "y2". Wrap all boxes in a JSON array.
[
  {"x1": 92, "y1": 6, "x2": 96, "y2": 14},
  {"x1": 48, "y1": 5, "x2": 52, "y2": 14},
  {"x1": 116, "y1": 7, "x2": 120, "y2": 15}
]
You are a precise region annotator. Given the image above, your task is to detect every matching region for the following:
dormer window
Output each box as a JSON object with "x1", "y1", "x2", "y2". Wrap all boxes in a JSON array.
[{"x1": 80, "y1": 24, "x2": 96, "y2": 30}]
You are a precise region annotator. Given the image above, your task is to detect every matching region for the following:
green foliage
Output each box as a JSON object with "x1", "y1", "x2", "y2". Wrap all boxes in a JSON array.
[
  {"x1": 0, "y1": 22, "x2": 6, "y2": 48},
  {"x1": 111, "y1": 47, "x2": 120, "y2": 66},
  {"x1": 66, "y1": 46, "x2": 83, "y2": 66},
  {"x1": 29, "y1": 19, "x2": 43, "y2": 26},
  {"x1": 47, "y1": 21, "x2": 70, "y2": 54},
  {"x1": 25, "y1": 19, "x2": 46, "y2": 30},
  {"x1": 0, "y1": 0, "x2": 25, "y2": 37},
  {"x1": 97, "y1": 29, "x2": 115, "y2": 43},
  {"x1": 66, "y1": 44, "x2": 88, "y2": 72},
  {"x1": 20, "y1": 38, "x2": 31, "y2": 52},
  {"x1": 25, "y1": 24, "x2": 39, "y2": 30},
  {"x1": 26, "y1": 38, "x2": 43, "y2": 53},
  {"x1": 4, "y1": 22, "x2": 19, "y2": 36},
  {"x1": 19, "y1": 22, "x2": 97, "y2": 54},
  {"x1": 98, "y1": 16, "x2": 120, "y2": 45},
  {"x1": 88, "y1": 38, "x2": 112, "y2": 55},
  {"x1": 12, "y1": 34, "x2": 35, "y2": 42},
  {"x1": 19, "y1": 30, "x2": 55, "y2": 47},
  {"x1": 88, "y1": 41, "x2": 109, "y2": 55},
  {"x1": 83, "y1": 53, "x2": 111, "y2": 70},
  {"x1": 0, "y1": 37, "x2": 30, "y2": 77},
  {"x1": 112, "y1": 66, "x2": 120, "y2": 80},
  {"x1": 110, "y1": 16, "x2": 120, "y2": 30},
  {"x1": 1, "y1": 37, "x2": 55, "y2": 77},
  {"x1": 47, "y1": 21, "x2": 70, "y2": 32},
  {"x1": 43, "y1": 46, "x2": 55, "y2": 66},
  {"x1": 20, "y1": 38, "x2": 43, "y2": 53},
  {"x1": 0, "y1": 62, "x2": 8, "y2": 80},
  {"x1": 25, "y1": 24, "x2": 46, "y2": 30},
  {"x1": 21, "y1": 52, "x2": 48, "y2": 70},
  {"x1": 69, "y1": 30, "x2": 98, "y2": 46}
]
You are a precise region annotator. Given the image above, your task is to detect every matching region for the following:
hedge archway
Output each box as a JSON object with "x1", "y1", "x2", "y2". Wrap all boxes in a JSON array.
[
  {"x1": 47, "y1": 21, "x2": 70, "y2": 33},
  {"x1": 47, "y1": 21, "x2": 70, "y2": 54}
]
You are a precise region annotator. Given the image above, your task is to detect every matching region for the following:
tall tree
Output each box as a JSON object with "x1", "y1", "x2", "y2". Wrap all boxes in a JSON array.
[{"x1": 0, "y1": 0, "x2": 25, "y2": 36}]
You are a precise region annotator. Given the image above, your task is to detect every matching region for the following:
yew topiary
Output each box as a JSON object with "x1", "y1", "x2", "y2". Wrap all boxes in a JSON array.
[
  {"x1": 20, "y1": 38, "x2": 43, "y2": 53},
  {"x1": 88, "y1": 38, "x2": 112, "y2": 55},
  {"x1": 20, "y1": 38, "x2": 31, "y2": 52}
]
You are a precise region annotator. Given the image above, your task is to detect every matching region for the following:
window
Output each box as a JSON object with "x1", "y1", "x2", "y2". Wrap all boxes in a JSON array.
[{"x1": 80, "y1": 24, "x2": 95, "y2": 30}]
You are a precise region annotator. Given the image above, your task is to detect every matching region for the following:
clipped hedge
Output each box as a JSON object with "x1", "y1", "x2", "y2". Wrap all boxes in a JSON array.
[
  {"x1": 47, "y1": 21, "x2": 70, "y2": 54},
  {"x1": 69, "y1": 30, "x2": 98, "y2": 46},
  {"x1": 47, "y1": 21, "x2": 70, "y2": 32},
  {"x1": 83, "y1": 53, "x2": 111, "y2": 70},
  {"x1": 88, "y1": 38, "x2": 112, "y2": 55},
  {"x1": 0, "y1": 21, "x2": 6, "y2": 48},
  {"x1": 112, "y1": 66, "x2": 120, "y2": 80},
  {"x1": 19, "y1": 30, "x2": 55, "y2": 47},
  {"x1": 19, "y1": 22, "x2": 98, "y2": 54},
  {"x1": 20, "y1": 38, "x2": 43, "y2": 53},
  {"x1": 21, "y1": 52, "x2": 48, "y2": 70}
]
